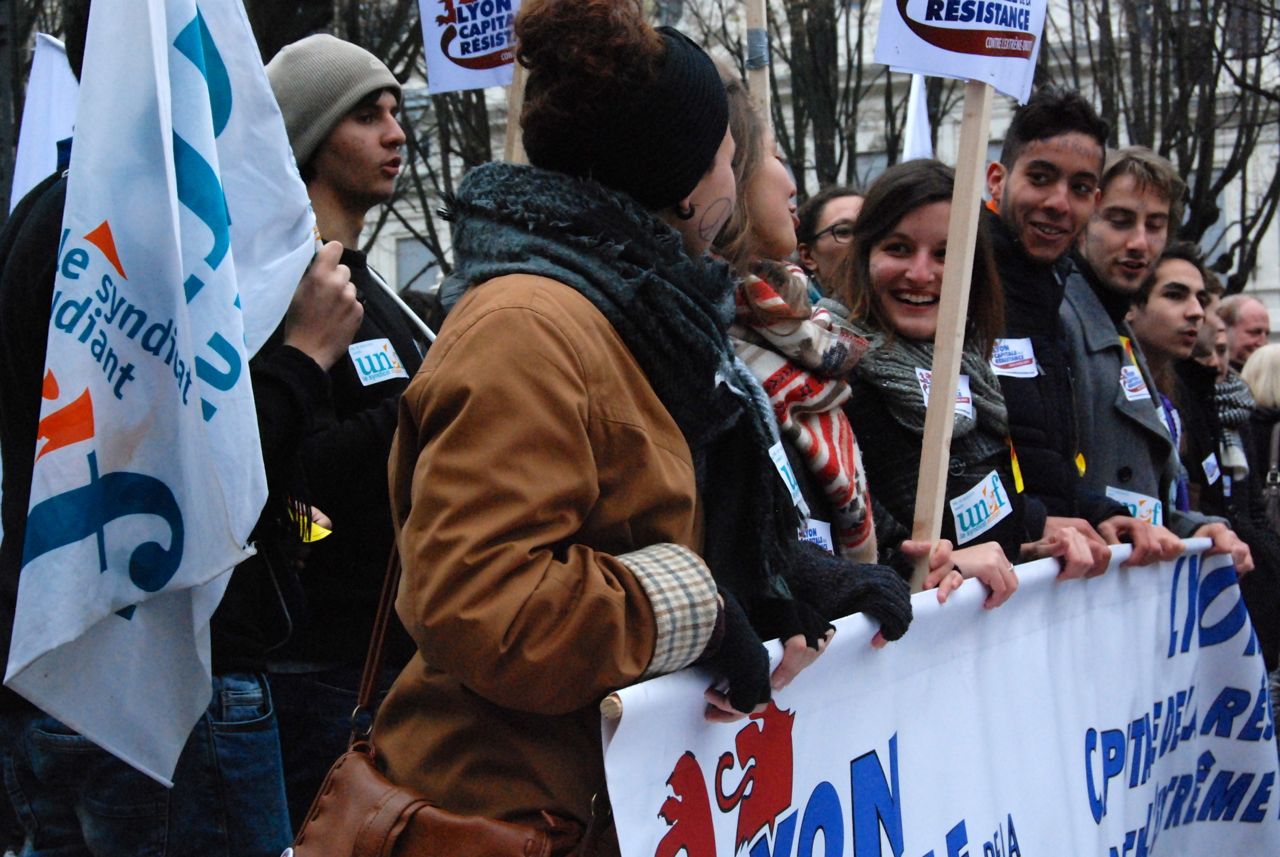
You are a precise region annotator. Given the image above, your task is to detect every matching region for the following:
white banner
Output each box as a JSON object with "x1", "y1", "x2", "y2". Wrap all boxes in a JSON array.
[
  {"x1": 418, "y1": 0, "x2": 519, "y2": 93},
  {"x1": 604, "y1": 542, "x2": 1280, "y2": 856},
  {"x1": 6, "y1": 0, "x2": 314, "y2": 784},
  {"x1": 874, "y1": 0, "x2": 1048, "y2": 103},
  {"x1": 10, "y1": 34, "x2": 79, "y2": 212}
]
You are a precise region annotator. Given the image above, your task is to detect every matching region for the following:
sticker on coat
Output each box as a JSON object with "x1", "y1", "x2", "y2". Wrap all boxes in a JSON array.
[
  {"x1": 798, "y1": 519, "x2": 835, "y2": 554},
  {"x1": 768, "y1": 442, "x2": 810, "y2": 517},
  {"x1": 349, "y1": 338, "x2": 409, "y2": 386},
  {"x1": 1202, "y1": 452, "x2": 1221, "y2": 485},
  {"x1": 1105, "y1": 486, "x2": 1164, "y2": 526},
  {"x1": 990, "y1": 338, "x2": 1038, "y2": 377},
  {"x1": 949, "y1": 470, "x2": 1013, "y2": 545},
  {"x1": 1119, "y1": 364, "x2": 1151, "y2": 401},
  {"x1": 915, "y1": 369, "x2": 974, "y2": 420}
]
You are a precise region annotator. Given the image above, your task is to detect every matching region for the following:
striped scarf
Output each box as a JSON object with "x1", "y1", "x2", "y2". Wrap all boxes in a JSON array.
[{"x1": 730, "y1": 265, "x2": 878, "y2": 563}]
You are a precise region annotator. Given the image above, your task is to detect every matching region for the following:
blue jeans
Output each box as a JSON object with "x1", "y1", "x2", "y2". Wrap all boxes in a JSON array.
[{"x1": 0, "y1": 672, "x2": 290, "y2": 857}]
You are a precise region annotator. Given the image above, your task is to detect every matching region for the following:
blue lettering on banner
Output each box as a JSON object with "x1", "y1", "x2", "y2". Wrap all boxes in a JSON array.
[
  {"x1": 797, "y1": 783, "x2": 843, "y2": 857},
  {"x1": 1168, "y1": 553, "x2": 1257, "y2": 660},
  {"x1": 850, "y1": 734, "x2": 904, "y2": 856},
  {"x1": 170, "y1": 9, "x2": 249, "y2": 423},
  {"x1": 666, "y1": 729, "x2": 1028, "y2": 857},
  {"x1": 49, "y1": 272, "x2": 197, "y2": 405},
  {"x1": 21, "y1": 451, "x2": 184, "y2": 593},
  {"x1": 1087, "y1": 584, "x2": 1277, "y2": 857},
  {"x1": 749, "y1": 811, "x2": 797, "y2": 857},
  {"x1": 173, "y1": 9, "x2": 232, "y2": 134}
]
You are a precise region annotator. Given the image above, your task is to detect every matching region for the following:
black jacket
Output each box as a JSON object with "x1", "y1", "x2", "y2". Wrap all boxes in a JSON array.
[
  {"x1": 987, "y1": 208, "x2": 1126, "y2": 526},
  {"x1": 266, "y1": 248, "x2": 429, "y2": 667},
  {"x1": 848, "y1": 373, "x2": 1044, "y2": 562}
]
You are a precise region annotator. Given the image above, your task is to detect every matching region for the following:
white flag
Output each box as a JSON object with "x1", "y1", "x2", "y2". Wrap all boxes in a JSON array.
[
  {"x1": 902, "y1": 73, "x2": 933, "y2": 161},
  {"x1": 10, "y1": 34, "x2": 79, "y2": 213},
  {"x1": 6, "y1": 0, "x2": 314, "y2": 785}
]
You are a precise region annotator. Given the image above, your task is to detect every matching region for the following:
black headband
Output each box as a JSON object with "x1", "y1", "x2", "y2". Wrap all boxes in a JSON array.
[{"x1": 524, "y1": 26, "x2": 729, "y2": 211}]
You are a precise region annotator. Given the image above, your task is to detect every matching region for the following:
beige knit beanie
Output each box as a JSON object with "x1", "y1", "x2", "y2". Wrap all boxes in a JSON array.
[{"x1": 266, "y1": 34, "x2": 401, "y2": 167}]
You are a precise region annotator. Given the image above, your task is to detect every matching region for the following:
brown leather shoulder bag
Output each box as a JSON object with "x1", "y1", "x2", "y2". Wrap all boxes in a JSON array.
[{"x1": 283, "y1": 549, "x2": 581, "y2": 857}]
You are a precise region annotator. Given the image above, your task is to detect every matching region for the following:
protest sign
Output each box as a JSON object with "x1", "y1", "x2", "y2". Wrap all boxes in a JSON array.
[
  {"x1": 604, "y1": 543, "x2": 1280, "y2": 857},
  {"x1": 10, "y1": 34, "x2": 78, "y2": 213},
  {"x1": 419, "y1": 0, "x2": 519, "y2": 94},
  {"x1": 874, "y1": 0, "x2": 1048, "y2": 103},
  {"x1": 6, "y1": 0, "x2": 314, "y2": 784}
]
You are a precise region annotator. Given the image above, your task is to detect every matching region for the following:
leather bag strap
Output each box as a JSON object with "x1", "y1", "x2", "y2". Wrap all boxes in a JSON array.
[{"x1": 349, "y1": 545, "x2": 401, "y2": 748}]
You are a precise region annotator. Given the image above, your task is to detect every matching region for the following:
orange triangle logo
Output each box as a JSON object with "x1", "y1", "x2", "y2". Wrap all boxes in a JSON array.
[{"x1": 84, "y1": 220, "x2": 127, "y2": 280}]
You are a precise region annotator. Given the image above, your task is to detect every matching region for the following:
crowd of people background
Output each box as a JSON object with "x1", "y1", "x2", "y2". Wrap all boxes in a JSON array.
[{"x1": 0, "y1": 0, "x2": 1276, "y2": 854}]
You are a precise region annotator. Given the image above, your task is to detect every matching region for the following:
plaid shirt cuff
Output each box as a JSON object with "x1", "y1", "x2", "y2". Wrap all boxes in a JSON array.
[{"x1": 618, "y1": 543, "x2": 718, "y2": 679}]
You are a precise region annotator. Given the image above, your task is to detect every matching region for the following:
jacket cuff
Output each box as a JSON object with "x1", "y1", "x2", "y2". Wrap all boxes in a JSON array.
[{"x1": 617, "y1": 544, "x2": 718, "y2": 679}]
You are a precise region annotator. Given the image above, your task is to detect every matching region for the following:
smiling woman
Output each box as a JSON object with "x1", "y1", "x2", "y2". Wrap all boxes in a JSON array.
[{"x1": 828, "y1": 159, "x2": 1035, "y2": 607}]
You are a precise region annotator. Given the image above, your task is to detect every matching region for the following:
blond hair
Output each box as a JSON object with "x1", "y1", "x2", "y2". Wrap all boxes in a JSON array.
[{"x1": 1241, "y1": 343, "x2": 1280, "y2": 408}]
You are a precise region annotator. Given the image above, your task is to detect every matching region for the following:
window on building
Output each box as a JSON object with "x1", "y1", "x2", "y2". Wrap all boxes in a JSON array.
[{"x1": 397, "y1": 237, "x2": 439, "y2": 293}]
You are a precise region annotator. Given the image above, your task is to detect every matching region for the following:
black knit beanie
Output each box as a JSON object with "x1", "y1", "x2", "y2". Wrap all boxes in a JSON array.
[{"x1": 523, "y1": 26, "x2": 728, "y2": 211}]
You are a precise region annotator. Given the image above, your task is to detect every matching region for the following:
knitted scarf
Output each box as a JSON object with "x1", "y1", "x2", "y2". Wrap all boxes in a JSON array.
[
  {"x1": 1217, "y1": 372, "x2": 1256, "y2": 429},
  {"x1": 847, "y1": 320, "x2": 1009, "y2": 463},
  {"x1": 1216, "y1": 372, "x2": 1255, "y2": 479},
  {"x1": 439, "y1": 162, "x2": 798, "y2": 611},
  {"x1": 730, "y1": 265, "x2": 878, "y2": 563}
]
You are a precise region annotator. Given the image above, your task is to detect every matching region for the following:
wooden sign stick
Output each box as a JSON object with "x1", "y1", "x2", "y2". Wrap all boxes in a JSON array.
[
  {"x1": 503, "y1": 60, "x2": 527, "y2": 165},
  {"x1": 909, "y1": 79, "x2": 994, "y2": 592},
  {"x1": 745, "y1": 0, "x2": 771, "y2": 121}
]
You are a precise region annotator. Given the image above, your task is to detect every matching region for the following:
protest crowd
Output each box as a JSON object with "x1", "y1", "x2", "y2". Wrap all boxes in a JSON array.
[{"x1": 0, "y1": 0, "x2": 1276, "y2": 854}]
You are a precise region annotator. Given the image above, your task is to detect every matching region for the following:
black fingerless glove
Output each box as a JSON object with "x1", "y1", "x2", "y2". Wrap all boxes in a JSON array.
[
  {"x1": 700, "y1": 589, "x2": 772, "y2": 714},
  {"x1": 750, "y1": 594, "x2": 834, "y2": 650},
  {"x1": 786, "y1": 541, "x2": 913, "y2": 641}
]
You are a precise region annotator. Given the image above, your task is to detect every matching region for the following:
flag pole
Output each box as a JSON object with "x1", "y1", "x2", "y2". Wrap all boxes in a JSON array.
[
  {"x1": 503, "y1": 61, "x2": 527, "y2": 164},
  {"x1": 745, "y1": 0, "x2": 770, "y2": 121},
  {"x1": 908, "y1": 80, "x2": 994, "y2": 591}
]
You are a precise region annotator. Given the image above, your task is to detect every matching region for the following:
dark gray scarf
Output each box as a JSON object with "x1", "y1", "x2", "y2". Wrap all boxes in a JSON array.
[
  {"x1": 847, "y1": 319, "x2": 1009, "y2": 462},
  {"x1": 440, "y1": 162, "x2": 805, "y2": 623}
]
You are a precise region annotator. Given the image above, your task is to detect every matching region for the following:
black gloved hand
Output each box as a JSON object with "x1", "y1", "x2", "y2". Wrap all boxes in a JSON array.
[
  {"x1": 750, "y1": 595, "x2": 834, "y2": 649},
  {"x1": 786, "y1": 541, "x2": 913, "y2": 641},
  {"x1": 700, "y1": 589, "x2": 772, "y2": 714}
]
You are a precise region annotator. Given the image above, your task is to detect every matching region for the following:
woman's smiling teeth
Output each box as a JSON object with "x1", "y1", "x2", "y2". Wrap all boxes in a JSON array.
[{"x1": 892, "y1": 291, "x2": 939, "y2": 306}]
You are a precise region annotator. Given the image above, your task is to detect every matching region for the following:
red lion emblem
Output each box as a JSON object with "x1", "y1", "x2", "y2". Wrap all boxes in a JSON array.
[{"x1": 656, "y1": 751, "x2": 716, "y2": 857}]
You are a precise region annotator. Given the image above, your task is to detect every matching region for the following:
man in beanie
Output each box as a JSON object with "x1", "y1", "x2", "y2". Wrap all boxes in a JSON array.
[{"x1": 264, "y1": 34, "x2": 432, "y2": 834}]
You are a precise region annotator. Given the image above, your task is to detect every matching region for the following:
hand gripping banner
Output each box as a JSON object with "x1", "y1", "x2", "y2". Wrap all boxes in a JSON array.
[{"x1": 604, "y1": 543, "x2": 1280, "y2": 856}]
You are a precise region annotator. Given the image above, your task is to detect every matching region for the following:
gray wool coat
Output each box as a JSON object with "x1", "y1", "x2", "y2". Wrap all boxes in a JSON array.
[{"x1": 1060, "y1": 267, "x2": 1221, "y2": 538}]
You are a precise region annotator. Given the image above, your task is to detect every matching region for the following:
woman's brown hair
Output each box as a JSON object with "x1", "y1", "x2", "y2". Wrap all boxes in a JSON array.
[
  {"x1": 516, "y1": 0, "x2": 663, "y2": 180},
  {"x1": 831, "y1": 159, "x2": 1003, "y2": 356},
  {"x1": 712, "y1": 66, "x2": 766, "y2": 276}
]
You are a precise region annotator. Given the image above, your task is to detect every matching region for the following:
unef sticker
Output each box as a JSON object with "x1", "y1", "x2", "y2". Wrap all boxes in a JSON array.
[
  {"x1": 348, "y1": 338, "x2": 409, "y2": 386},
  {"x1": 948, "y1": 470, "x2": 1014, "y2": 545},
  {"x1": 1119, "y1": 365, "x2": 1152, "y2": 401},
  {"x1": 990, "y1": 338, "x2": 1038, "y2": 378},
  {"x1": 915, "y1": 369, "x2": 975, "y2": 420},
  {"x1": 1106, "y1": 486, "x2": 1164, "y2": 526}
]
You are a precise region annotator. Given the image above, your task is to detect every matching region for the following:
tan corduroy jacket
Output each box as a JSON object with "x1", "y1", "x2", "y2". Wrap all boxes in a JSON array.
[{"x1": 374, "y1": 275, "x2": 720, "y2": 848}]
